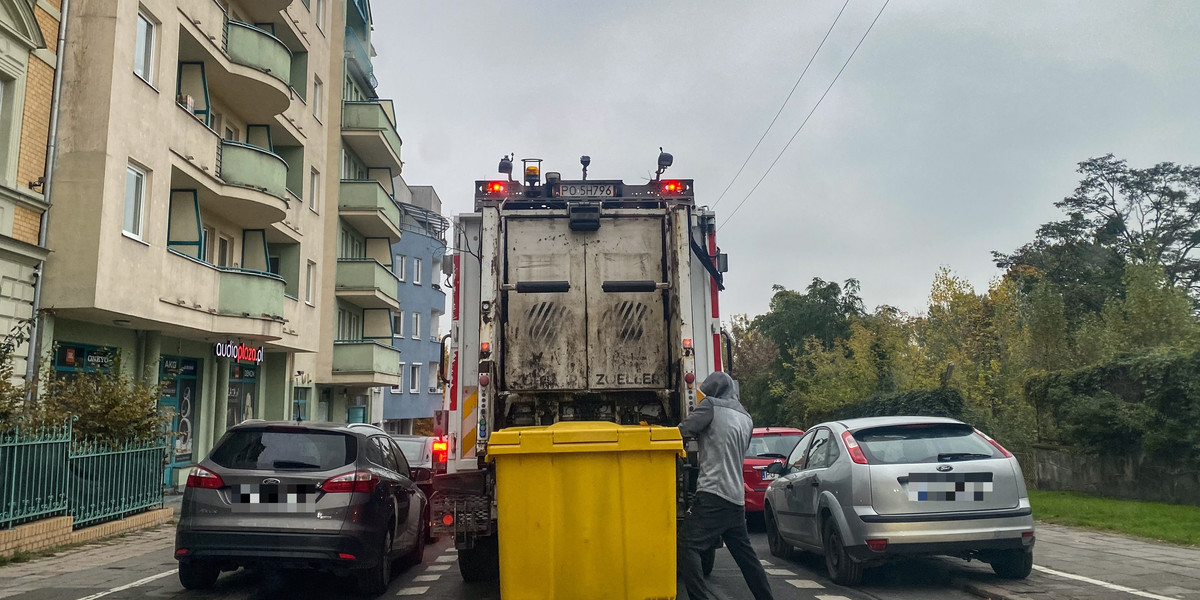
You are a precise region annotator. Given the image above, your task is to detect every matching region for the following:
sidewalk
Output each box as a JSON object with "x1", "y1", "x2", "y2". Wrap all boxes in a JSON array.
[{"x1": 954, "y1": 523, "x2": 1200, "y2": 600}]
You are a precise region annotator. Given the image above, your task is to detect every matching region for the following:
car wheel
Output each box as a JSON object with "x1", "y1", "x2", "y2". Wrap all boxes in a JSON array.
[
  {"x1": 991, "y1": 548, "x2": 1033, "y2": 579},
  {"x1": 178, "y1": 560, "x2": 219, "y2": 590},
  {"x1": 765, "y1": 507, "x2": 793, "y2": 559},
  {"x1": 822, "y1": 519, "x2": 863, "y2": 586},
  {"x1": 404, "y1": 522, "x2": 427, "y2": 567},
  {"x1": 701, "y1": 546, "x2": 716, "y2": 576},
  {"x1": 458, "y1": 535, "x2": 500, "y2": 583},
  {"x1": 357, "y1": 530, "x2": 393, "y2": 597}
]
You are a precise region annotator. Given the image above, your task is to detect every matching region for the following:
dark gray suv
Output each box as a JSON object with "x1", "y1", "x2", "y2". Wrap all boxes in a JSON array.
[{"x1": 174, "y1": 421, "x2": 427, "y2": 596}]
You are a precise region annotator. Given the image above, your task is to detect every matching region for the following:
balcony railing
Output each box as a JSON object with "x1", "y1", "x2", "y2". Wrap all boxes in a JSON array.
[
  {"x1": 344, "y1": 26, "x2": 378, "y2": 90},
  {"x1": 335, "y1": 258, "x2": 400, "y2": 309},
  {"x1": 341, "y1": 101, "x2": 402, "y2": 169},
  {"x1": 218, "y1": 140, "x2": 288, "y2": 200},
  {"x1": 226, "y1": 21, "x2": 292, "y2": 86},
  {"x1": 339, "y1": 180, "x2": 402, "y2": 240},
  {"x1": 332, "y1": 340, "x2": 402, "y2": 379},
  {"x1": 218, "y1": 266, "x2": 286, "y2": 318}
]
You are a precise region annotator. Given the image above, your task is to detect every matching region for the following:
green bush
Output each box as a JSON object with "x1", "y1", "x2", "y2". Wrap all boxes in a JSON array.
[{"x1": 813, "y1": 388, "x2": 965, "y2": 423}]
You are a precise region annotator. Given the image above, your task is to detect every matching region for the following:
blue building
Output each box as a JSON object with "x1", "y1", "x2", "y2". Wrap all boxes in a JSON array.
[{"x1": 383, "y1": 182, "x2": 448, "y2": 433}]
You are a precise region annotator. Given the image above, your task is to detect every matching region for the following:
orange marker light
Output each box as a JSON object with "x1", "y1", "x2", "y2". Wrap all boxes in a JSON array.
[
  {"x1": 682, "y1": 338, "x2": 693, "y2": 350},
  {"x1": 480, "y1": 342, "x2": 491, "y2": 354}
]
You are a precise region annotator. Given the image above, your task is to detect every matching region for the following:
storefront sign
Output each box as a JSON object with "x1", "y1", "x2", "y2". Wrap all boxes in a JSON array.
[{"x1": 213, "y1": 340, "x2": 264, "y2": 364}]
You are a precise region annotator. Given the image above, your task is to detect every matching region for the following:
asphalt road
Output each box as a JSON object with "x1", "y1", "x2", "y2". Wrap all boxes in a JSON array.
[{"x1": 0, "y1": 521, "x2": 984, "y2": 600}]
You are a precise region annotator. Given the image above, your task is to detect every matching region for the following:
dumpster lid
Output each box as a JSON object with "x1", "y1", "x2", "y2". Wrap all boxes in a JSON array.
[{"x1": 487, "y1": 421, "x2": 683, "y2": 457}]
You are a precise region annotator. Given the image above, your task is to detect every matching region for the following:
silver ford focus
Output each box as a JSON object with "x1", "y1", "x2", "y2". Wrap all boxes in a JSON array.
[{"x1": 763, "y1": 416, "x2": 1035, "y2": 585}]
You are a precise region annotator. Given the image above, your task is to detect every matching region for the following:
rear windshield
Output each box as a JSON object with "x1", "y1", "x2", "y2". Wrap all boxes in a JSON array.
[
  {"x1": 854, "y1": 424, "x2": 1000, "y2": 465},
  {"x1": 393, "y1": 438, "x2": 430, "y2": 467},
  {"x1": 211, "y1": 428, "x2": 356, "y2": 471},
  {"x1": 745, "y1": 434, "x2": 804, "y2": 459}
]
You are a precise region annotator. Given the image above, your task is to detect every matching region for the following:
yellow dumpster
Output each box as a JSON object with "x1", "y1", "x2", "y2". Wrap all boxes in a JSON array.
[{"x1": 487, "y1": 421, "x2": 684, "y2": 600}]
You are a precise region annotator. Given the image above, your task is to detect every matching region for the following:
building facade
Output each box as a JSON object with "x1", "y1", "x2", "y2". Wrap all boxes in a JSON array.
[
  {"x1": 0, "y1": 0, "x2": 57, "y2": 381},
  {"x1": 382, "y1": 183, "x2": 447, "y2": 433},
  {"x1": 40, "y1": 0, "x2": 347, "y2": 486},
  {"x1": 295, "y1": 0, "x2": 405, "y2": 426}
]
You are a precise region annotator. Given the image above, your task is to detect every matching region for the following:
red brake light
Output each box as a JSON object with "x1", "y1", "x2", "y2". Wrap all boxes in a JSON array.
[
  {"x1": 975, "y1": 429, "x2": 1014, "y2": 458},
  {"x1": 338, "y1": 553, "x2": 357, "y2": 560},
  {"x1": 432, "y1": 440, "x2": 449, "y2": 465},
  {"x1": 866, "y1": 539, "x2": 887, "y2": 551},
  {"x1": 321, "y1": 470, "x2": 379, "y2": 494},
  {"x1": 186, "y1": 466, "x2": 224, "y2": 489},
  {"x1": 841, "y1": 430, "x2": 869, "y2": 465}
]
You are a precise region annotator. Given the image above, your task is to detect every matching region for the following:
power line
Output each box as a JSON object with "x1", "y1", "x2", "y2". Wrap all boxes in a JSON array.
[
  {"x1": 713, "y1": 0, "x2": 851, "y2": 209},
  {"x1": 719, "y1": 0, "x2": 890, "y2": 232}
]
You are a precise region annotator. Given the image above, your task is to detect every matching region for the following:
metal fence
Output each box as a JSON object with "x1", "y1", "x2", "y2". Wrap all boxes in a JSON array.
[{"x1": 0, "y1": 421, "x2": 167, "y2": 530}]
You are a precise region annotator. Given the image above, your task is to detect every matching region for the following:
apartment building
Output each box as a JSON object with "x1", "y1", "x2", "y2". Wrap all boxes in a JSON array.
[
  {"x1": 383, "y1": 183, "x2": 447, "y2": 433},
  {"x1": 39, "y1": 0, "x2": 349, "y2": 487},
  {"x1": 297, "y1": 0, "x2": 404, "y2": 426},
  {"x1": 0, "y1": 0, "x2": 59, "y2": 381}
]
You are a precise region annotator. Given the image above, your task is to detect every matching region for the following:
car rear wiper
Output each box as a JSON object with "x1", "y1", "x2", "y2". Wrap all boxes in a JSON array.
[
  {"x1": 937, "y1": 453, "x2": 992, "y2": 462},
  {"x1": 272, "y1": 460, "x2": 321, "y2": 469}
]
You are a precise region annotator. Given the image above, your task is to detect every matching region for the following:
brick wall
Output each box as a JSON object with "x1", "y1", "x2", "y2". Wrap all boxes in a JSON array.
[
  {"x1": 0, "y1": 508, "x2": 173, "y2": 557},
  {"x1": 17, "y1": 56, "x2": 54, "y2": 198},
  {"x1": 11, "y1": 205, "x2": 42, "y2": 244}
]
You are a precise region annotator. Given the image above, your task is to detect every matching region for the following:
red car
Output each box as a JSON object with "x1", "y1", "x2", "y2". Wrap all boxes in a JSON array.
[{"x1": 743, "y1": 427, "x2": 805, "y2": 514}]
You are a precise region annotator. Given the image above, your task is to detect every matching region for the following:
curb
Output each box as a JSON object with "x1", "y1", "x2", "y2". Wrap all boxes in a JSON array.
[{"x1": 953, "y1": 577, "x2": 1033, "y2": 600}]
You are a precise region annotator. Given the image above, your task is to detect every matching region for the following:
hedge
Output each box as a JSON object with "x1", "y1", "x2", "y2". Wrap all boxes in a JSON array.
[{"x1": 813, "y1": 388, "x2": 965, "y2": 423}]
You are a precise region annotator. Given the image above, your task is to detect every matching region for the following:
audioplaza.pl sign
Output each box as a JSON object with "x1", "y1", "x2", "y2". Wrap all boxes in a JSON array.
[{"x1": 214, "y1": 340, "x2": 265, "y2": 364}]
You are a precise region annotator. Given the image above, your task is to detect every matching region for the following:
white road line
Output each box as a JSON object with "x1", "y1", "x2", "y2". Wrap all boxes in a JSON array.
[
  {"x1": 445, "y1": 548, "x2": 458, "y2": 553},
  {"x1": 765, "y1": 568, "x2": 795, "y2": 576},
  {"x1": 787, "y1": 579, "x2": 825, "y2": 589},
  {"x1": 1034, "y1": 565, "x2": 1181, "y2": 600},
  {"x1": 426, "y1": 564, "x2": 451, "y2": 571},
  {"x1": 396, "y1": 586, "x2": 430, "y2": 596},
  {"x1": 72, "y1": 569, "x2": 177, "y2": 600},
  {"x1": 760, "y1": 559, "x2": 773, "y2": 566},
  {"x1": 413, "y1": 574, "x2": 441, "y2": 582},
  {"x1": 435, "y1": 555, "x2": 456, "y2": 563},
  {"x1": 815, "y1": 595, "x2": 851, "y2": 600}
]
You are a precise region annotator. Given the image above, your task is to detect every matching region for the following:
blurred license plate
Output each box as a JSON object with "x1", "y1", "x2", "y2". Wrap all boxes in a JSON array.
[
  {"x1": 233, "y1": 484, "x2": 317, "y2": 509},
  {"x1": 907, "y1": 472, "x2": 993, "y2": 501},
  {"x1": 558, "y1": 183, "x2": 615, "y2": 197},
  {"x1": 761, "y1": 472, "x2": 779, "y2": 481}
]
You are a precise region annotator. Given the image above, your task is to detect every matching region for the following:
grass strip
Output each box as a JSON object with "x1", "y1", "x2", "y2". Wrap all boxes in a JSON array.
[{"x1": 1030, "y1": 489, "x2": 1200, "y2": 547}]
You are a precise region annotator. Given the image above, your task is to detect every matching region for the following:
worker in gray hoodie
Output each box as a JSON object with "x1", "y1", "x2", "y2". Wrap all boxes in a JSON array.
[{"x1": 678, "y1": 371, "x2": 774, "y2": 600}]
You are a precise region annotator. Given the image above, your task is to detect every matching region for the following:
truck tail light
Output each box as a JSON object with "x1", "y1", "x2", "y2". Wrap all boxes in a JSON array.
[
  {"x1": 186, "y1": 466, "x2": 224, "y2": 489},
  {"x1": 480, "y1": 342, "x2": 491, "y2": 357},
  {"x1": 442, "y1": 513, "x2": 454, "y2": 526},
  {"x1": 320, "y1": 470, "x2": 379, "y2": 494},
  {"x1": 433, "y1": 439, "x2": 449, "y2": 469},
  {"x1": 661, "y1": 180, "x2": 688, "y2": 194},
  {"x1": 484, "y1": 181, "x2": 507, "y2": 194},
  {"x1": 841, "y1": 430, "x2": 869, "y2": 465},
  {"x1": 682, "y1": 338, "x2": 693, "y2": 350},
  {"x1": 975, "y1": 429, "x2": 1013, "y2": 458}
]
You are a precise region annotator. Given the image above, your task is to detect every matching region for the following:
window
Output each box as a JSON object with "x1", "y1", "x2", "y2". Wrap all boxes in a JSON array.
[
  {"x1": 292, "y1": 387, "x2": 309, "y2": 420},
  {"x1": 224, "y1": 125, "x2": 239, "y2": 142},
  {"x1": 134, "y1": 11, "x2": 156, "y2": 84},
  {"x1": 396, "y1": 362, "x2": 405, "y2": 393},
  {"x1": 217, "y1": 235, "x2": 233, "y2": 266},
  {"x1": 409, "y1": 364, "x2": 420, "y2": 393},
  {"x1": 202, "y1": 226, "x2": 215, "y2": 262},
  {"x1": 393, "y1": 311, "x2": 404, "y2": 337},
  {"x1": 337, "y1": 308, "x2": 362, "y2": 340},
  {"x1": 788, "y1": 431, "x2": 814, "y2": 469},
  {"x1": 413, "y1": 258, "x2": 422, "y2": 285},
  {"x1": 804, "y1": 429, "x2": 834, "y2": 470},
  {"x1": 313, "y1": 0, "x2": 325, "y2": 32},
  {"x1": 305, "y1": 260, "x2": 316, "y2": 304},
  {"x1": 312, "y1": 77, "x2": 323, "y2": 121},
  {"x1": 395, "y1": 254, "x2": 406, "y2": 281},
  {"x1": 308, "y1": 168, "x2": 320, "y2": 213},
  {"x1": 428, "y1": 361, "x2": 439, "y2": 391},
  {"x1": 411, "y1": 312, "x2": 420, "y2": 339},
  {"x1": 123, "y1": 165, "x2": 146, "y2": 238}
]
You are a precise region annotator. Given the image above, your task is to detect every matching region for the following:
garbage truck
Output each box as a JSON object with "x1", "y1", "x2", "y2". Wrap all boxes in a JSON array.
[{"x1": 432, "y1": 152, "x2": 729, "y2": 581}]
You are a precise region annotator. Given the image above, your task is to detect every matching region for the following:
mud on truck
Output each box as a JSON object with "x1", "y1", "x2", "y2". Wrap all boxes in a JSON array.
[{"x1": 432, "y1": 153, "x2": 730, "y2": 581}]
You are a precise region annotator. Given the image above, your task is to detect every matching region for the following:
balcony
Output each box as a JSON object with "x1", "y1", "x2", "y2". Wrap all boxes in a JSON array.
[
  {"x1": 341, "y1": 101, "x2": 403, "y2": 171},
  {"x1": 336, "y1": 258, "x2": 400, "y2": 310},
  {"x1": 332, "y1": 340, "x2": 402, "y2": 387},
  {"x1": 218, "y1": 267, "x2": 286, "y2": 319},
  {"x1": 159, "y1": 250, "x2": 288, "y2": 343},
  {"x1": 219, "y1": 140, "x2": 288, "y2": 200},
  {"x1": 226, "y1": 21, "x2": 292, "y2": 88},
  {"x1": 339, "y1": 180, "x2": 402, "y2": 243}
]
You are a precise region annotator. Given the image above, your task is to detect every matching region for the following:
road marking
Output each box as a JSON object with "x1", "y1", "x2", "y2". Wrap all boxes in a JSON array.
[
  {"x1": 445, "y1": 548, "x2": 457, "y2": 553},
  {"x1": 396, "y1": 586, "x2": 429, "y2": 596},
  {"x1": 413, "y1": 574, "x2": 441, "y2": 582},
  {"x1": 73, "y1": 569, "x2": 177, "y2": 600},
  {"x1": 815, "y1": 596, "x2": 851, "y2": 600},
  {"x1": 765, "y1": 568, "x2": 795, "y2": 576},
  {"x1": 1034, "y1": 565, "x2": 1181, "y2": 600},
  {"x1": 787, "y1": 579, "x2": 825, "y2": 589},
  {"x1": 760, "y1": 559, "x2": 773, "y2": 566},
  {"x1": 435, "y1": 555, "x2": 456, "y2": 562},
  {"x1": 426, "y1": 564, "x2": 451, "y2": 571}
]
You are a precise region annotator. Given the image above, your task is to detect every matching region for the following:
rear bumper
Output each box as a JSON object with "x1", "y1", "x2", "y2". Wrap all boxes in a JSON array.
[
  {"x1": 843, "y1": 504, "x2": 1036, "y2": 561},
  {"x1": 175, "y1": 529, "x2": 381, "y2": 571},
  {"x1": 846, "y1": 535, "x2": 1033, "y2": 562}
]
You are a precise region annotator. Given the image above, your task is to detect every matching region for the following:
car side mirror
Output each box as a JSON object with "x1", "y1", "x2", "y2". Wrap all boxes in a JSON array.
[{"x1": 765, "y1": 461, "x2": 788, "y2": 475}]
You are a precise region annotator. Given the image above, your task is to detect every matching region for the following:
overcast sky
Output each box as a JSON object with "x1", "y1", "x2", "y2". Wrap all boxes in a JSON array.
[{"x1": 371, "y1": 1, "x2": 1200, "y2": 320}]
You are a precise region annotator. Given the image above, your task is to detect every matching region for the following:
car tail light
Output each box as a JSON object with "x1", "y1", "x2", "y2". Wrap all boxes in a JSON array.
[
  {"x1": 841, "y1": 430, "x2": 869, "y2": 465},
  {"x1": 185, "y1": 466, "x2": 224, "y2": 489},
  {"x1": 866, "y1": 539, "x2": 887, "y2": 551},
  {"x1": 320, "y1": 470, "x2": 379, "y2": 493},
  {"x1": 975, "y1": 428, "x2": 1014, "y2": 458},
  {"x1": 433, "y1": 439, "x2": 449, "y2": 469},
  {"x1": 175, "y1": 548, "x2": 190, "y2": 556},
  {"x1": 1022, "y1": 531, "x2": 1035, "y2": 539},
  {"x1": 338, "y1": 553, "x2": 357, "y2": 560}
]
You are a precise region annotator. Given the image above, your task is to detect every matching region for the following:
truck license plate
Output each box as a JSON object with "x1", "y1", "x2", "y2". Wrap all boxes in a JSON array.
[{"x1": 558, "y1": 183, "x2": 615, "y2": 197}]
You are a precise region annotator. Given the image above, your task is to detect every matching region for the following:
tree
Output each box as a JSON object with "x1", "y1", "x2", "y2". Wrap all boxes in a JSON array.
[
  {"x1": 996, "y1": 154, "x2": 1200, "y2": 313},
  {"x1": 753, "y1": 278, "x2": 865, "y2": 355},
  {"x1": 726, "y1": 314, "x2": 785, "y2": 425}
]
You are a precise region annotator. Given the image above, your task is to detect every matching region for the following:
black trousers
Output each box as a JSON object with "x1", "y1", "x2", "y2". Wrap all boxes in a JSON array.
[{"x1": 678, "y1": 492, "x2": 774, "y2": 600}]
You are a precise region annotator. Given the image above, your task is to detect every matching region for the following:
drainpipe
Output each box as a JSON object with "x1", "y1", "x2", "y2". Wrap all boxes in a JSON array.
[{"x1": 25, "y1": 0, "x2": 71, "y2": 389}]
